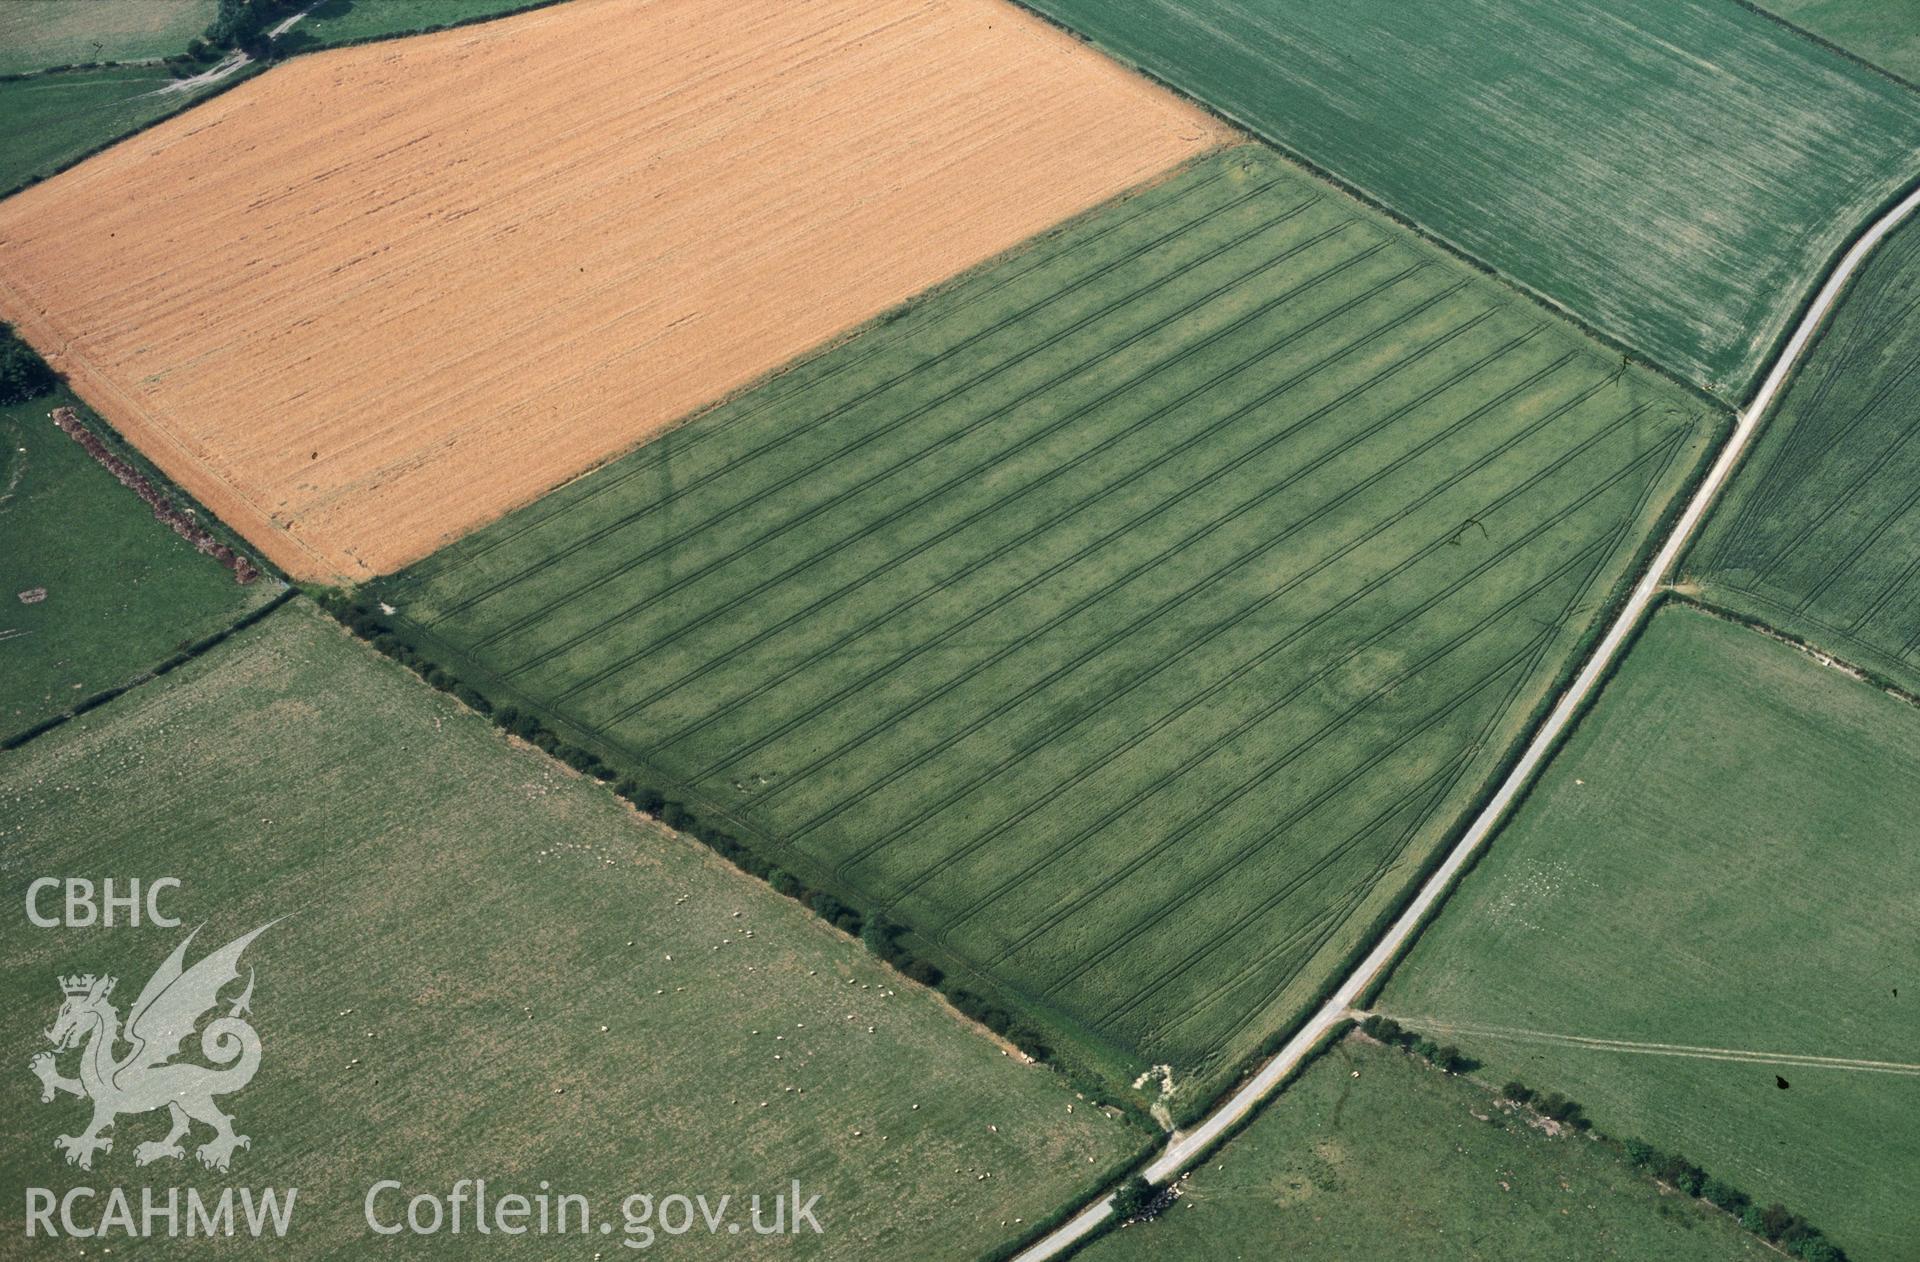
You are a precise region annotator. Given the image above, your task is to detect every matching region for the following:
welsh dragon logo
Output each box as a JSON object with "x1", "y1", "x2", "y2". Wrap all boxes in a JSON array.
[{"x1": 30, "y1": 923, "x2": 273, "y2": 1172}]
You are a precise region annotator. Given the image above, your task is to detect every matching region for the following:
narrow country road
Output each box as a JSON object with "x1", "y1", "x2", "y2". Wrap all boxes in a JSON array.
[{"x1": 1010, "y1": 175, "x2": 1920, "y2": 1262}]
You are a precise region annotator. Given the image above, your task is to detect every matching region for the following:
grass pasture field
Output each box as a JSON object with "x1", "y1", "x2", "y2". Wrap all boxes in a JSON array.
[
  {"x1": 0, "y1": 63, "x2": 236, "y2": 195},
  {"x1": 1016, "y1": 0, "x2": 1920, "y2": 398},
  {"x1": 1378, "y1": 607, "x2": 1920, "y2": 1259},
  {"x1": 376, "y1": 148, "x2": 1718, "y2": 1102},
  {"x1": 1079, "y1": 1036, "x2": 1767, "y2": 1262},
  {"x1": 0, "y1": 602, "x2": 1140, "y2": 1257},
  {"x1": 0, "y1": 0, "x2": 214, "y2": 75},
  {"x1": 1686, "y1": 213, "x2": 1920, "y2": 696},
  {"x1": 278, "y1": 0, "x2": 564, "y2": 51},
  {"x1": 1757, "y1": 0, "x2": 1920, "y2": 82},
  {"x1": 0, "y1": 0, "x2": 1226, "y2": 582},
  {"x1": 0, "y1": 389, "x2": 275, "y2": 742}
]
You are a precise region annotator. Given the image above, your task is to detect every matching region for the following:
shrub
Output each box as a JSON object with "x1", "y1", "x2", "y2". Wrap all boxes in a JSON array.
[
  {"x1": 1110, "y1": 1176, "x2": 1155, "y2": 1221},
  {"x1": 1655, "y1": 1154, "x2": 1705, "y2": 1198},
  {"x1": 1501, "y1": 1081, "x2": 1534, "y2": 1105},
  {"x1": 658, "y1": 801, "x2": 695, "y2": 831},
  {"x1": 767, "y1": 868, "x2": 801, "y2": 899},
  {"x1": 861, "y1": 913, "x2": 903, "y2": 959},
  {"x1": 1430, "y1": 1044, "x2": 1471, "y2": 1073},
  {"x1": 899, "y1": 957, "x2": 944, "y2": 987},
  {"x1": 1757, "y1": 1203, "x2": 1797, "y2": 1241},
  {"x1": 453, "y1": 685, "x2": 491, "y2": 715},
  {"x1": 0, "y1": 323, "x2": 57, "y2": 405},
  {"x1": 1360, "y1": 1014, "x2": 1403, "y2": 1043},
  {"x1": 1701, "y1": 1178, "x2": 1748, "y2": 1213}
]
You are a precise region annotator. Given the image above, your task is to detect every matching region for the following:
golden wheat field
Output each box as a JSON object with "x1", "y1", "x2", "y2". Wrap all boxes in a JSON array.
[{"x1": 0, "y1": 0, "x2": 1227, "y2": 580}]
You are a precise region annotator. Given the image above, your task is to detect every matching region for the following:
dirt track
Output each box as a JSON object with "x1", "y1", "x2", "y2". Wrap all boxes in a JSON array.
[{"x1": 0, "y1": 0, "x2": 1227, "y2": 580}]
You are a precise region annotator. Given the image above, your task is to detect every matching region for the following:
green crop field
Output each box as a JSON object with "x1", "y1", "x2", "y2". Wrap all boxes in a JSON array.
[
  {"x1": 0, "y1": 389, "x2": 276, "y2": 742},
  {"x1": 1378, "y1": 607, "x2": 1920, "y2": 1260},
  {"x1": 1687, "y1": 213, "x2": 1920, "y2": 697},
  {"x1": 0, "y1": 63, "x2": 238, "y2": 195},
  {"x1": 1015, "y1": 0, "x2": 1920, "y2": 398},
  {"x1": 1080, "y1": 1035, "x2": 1766, "y2": 1262},
  {"x1": 374, "y1": 148, "x2": 1716, "y2": 1101},
  {"x1": 0, "y1": 602, "x2": 1139, "y2": 1257},
  {"x1": 0, "y1": 1, "x2": 213, "y2": 75},
  {"x1": 1758, "y1": 0, "x2": 1920, "y2": 82}
]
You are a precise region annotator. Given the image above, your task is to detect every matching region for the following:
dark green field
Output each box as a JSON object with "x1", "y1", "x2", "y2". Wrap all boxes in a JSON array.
[
  {"x1": 1081, "y1": 1036, "x2": 1766, "y2": 1262},
  {"x1": 1016, "y1": 0, "x2": 1920, "y2": 398},
  {"x1": 373, "y1": 147, "x2": 1715, "y2": 1100},
  {"x1": 1379, "y1": 608, "x2": 1920, "y2": 1260},
  {"x1": 1687, "y1": 213, "x2": 1920, "y2": 696},
  {"x1": 0, "y1": 390, "x2": 275, "y2": 741}
]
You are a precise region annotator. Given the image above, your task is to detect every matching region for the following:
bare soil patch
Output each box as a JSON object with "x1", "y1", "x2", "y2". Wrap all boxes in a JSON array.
[{"x1": 0, "y1": 0, "x2": 1227, "y2": 580}]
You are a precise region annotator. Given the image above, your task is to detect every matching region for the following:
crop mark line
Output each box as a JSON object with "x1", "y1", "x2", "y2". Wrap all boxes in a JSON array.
[
  {"x1": 985, "y1": 546, "x2": 1606, "y2": 966},
  {"x1": 660, "y1": 299, "x2": 1528, "y2": 768},
  {"x1": 834, "y1": 391, "x2": 1654, "y2": 886},
  {"x1": 678, "y1": 300, "x2": 1497, "y2": 786},
  {"x1": 1135, "y1": 503, "x2": 1650, "y2": 1050},
  {"x1": 944, "y1": 560, "x2": 1591, "y2": 954},
  {"x1": 778, "y1": 335, "x2": 1560, "y2": 836}
]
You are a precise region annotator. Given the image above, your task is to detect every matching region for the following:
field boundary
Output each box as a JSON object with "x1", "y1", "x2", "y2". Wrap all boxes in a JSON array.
[
  {"x1": 0, "y1": 62, "x2": 267, "y2": 199},
  {"x1": 1672, "y1": 594, "x2": 1920, "y2": 712},
  {"x1": 0, "y1": 586, "x2": 295, "y2": 751},
  {"x1": 1729, "y1": 0, "x2": 1920, "y2": 95},
  {"x1": 326, "y1": 594, "x2": 1152, "y2": 1108},
  {"x1": 998, "y1": 0, "x2": 1728, "y2": 413},
  {"x1": 1002, "y1": 173, "x2": 1920, "y2": 1262}
]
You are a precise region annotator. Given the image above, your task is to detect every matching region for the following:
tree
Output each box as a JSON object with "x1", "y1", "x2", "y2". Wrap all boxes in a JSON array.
[
  {"x1": 1359, "y1": 1014, "x2": 1403, "y2": 1044},
  {"x1": 0, "y1": 324, "x2": 56, "y2": 405},
  {"x1": 1110, "y1": 1176, "x2": 1155, "y2": 1221},
  {"x1": 1501, "y1": 1081, "x2": 1534, "y2": 1104}
]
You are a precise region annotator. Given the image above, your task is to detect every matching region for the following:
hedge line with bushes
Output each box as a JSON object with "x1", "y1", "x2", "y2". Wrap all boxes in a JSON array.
[
  {"x1": 1359, "y1": 1016, "x2": 1847, "y2": 1259},
  {"x1": 1622, "y1": 1138, "x2": 1848, "y2": 1261}
]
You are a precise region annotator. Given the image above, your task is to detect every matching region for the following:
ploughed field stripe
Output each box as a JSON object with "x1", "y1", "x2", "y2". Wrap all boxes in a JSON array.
[{"x1": 375, "y1": 150, "x2": 1715, "y2": 1083}]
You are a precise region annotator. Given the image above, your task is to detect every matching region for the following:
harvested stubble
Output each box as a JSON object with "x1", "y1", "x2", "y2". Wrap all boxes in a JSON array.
[{"x1": 0, "y1": 0, "x2": 1228, "y2": 580}]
